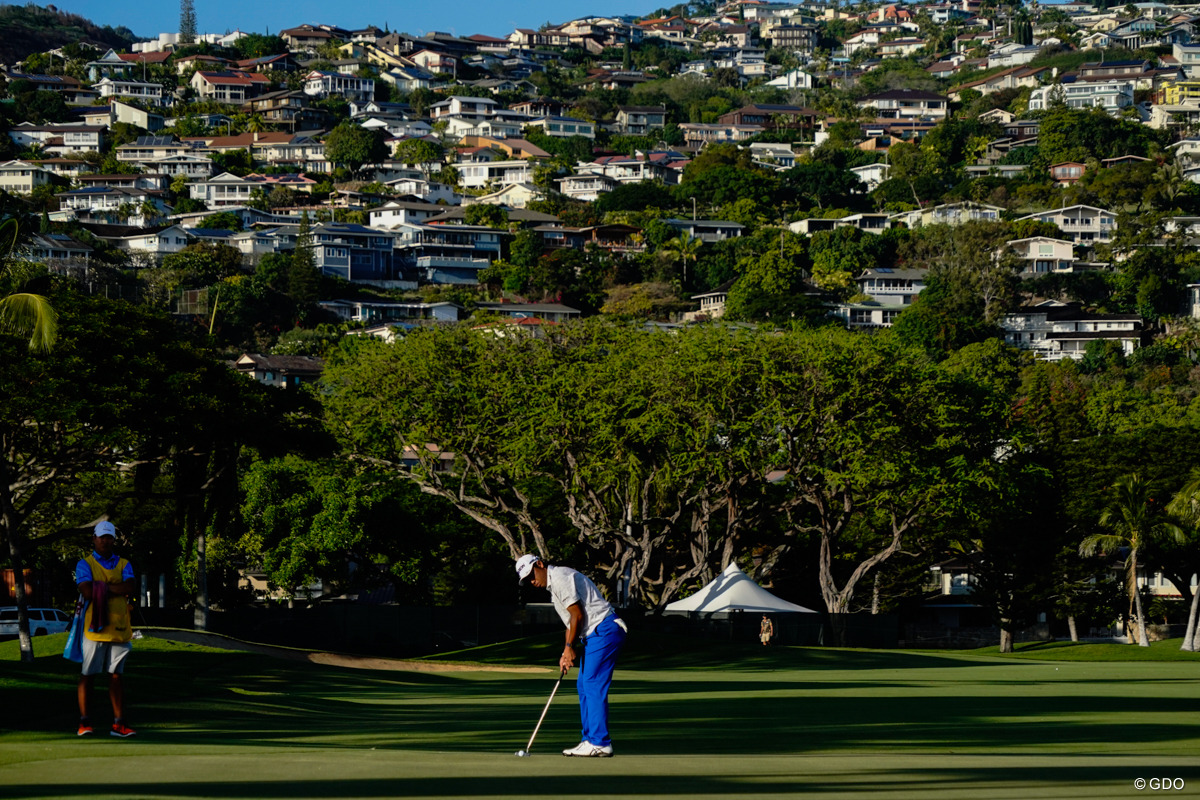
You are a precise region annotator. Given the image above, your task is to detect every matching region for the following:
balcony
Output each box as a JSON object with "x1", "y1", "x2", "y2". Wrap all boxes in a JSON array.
[{"x1": 416, "y1": 256, "x2": 490, "y2": 269}]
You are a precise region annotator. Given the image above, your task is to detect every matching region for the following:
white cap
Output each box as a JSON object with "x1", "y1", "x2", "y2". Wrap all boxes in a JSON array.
[
  {"x1": 94, "y1": 521, "x2": 116, "y2": 538},
  {"x1": 515, "y1": 554, "x2": 539, "y2": 584}
]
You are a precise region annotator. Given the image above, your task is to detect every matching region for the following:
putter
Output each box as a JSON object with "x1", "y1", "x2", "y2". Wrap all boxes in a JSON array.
[{"x1": 514, "y1": 671, "x2": 564, "y2": 757}]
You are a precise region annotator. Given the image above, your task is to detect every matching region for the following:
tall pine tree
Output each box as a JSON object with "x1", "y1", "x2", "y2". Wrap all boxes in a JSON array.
[
  {"x1": 288, "y1": 210, "x2": 320, "y2": 309},
  {"x1": 179, "y1": 0, "x2": 197, "y2": 44}
]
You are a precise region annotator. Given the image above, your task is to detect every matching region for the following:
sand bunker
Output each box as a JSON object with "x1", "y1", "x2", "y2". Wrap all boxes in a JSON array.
[{"x1": 144, "y1": 628, "x2": 545, "y2": 674}]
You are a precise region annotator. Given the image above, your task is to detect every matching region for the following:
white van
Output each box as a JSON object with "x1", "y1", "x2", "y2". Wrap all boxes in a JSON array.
[{"x1": 0, "y1": 606, "x2": 73, "y2": 636}]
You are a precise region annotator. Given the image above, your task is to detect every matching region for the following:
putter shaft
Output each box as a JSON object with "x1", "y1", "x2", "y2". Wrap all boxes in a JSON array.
[{"x1": 523, "y1": 673, "x2": 563, "y2": 754}]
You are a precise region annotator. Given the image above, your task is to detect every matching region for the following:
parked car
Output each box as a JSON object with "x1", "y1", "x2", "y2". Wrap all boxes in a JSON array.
[{"x1": 0, "y1": 606, "x2": 73, "y2": 636}]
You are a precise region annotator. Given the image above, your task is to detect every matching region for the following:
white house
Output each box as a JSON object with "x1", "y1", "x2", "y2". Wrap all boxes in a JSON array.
[
  {"x1": 889, "y1": 201, "x2": 1004, "y2": 228},
  {"x1": 89, "y1": 223, "x2": 190, "y2": 266},
  {"x1": 1017, "y1": 205, "x2": 1118, "y2": 245},
  {"x1": 429, "y1": 96, "x2": 499, "y2": 120},
  {"x1": 1002, "y1": 301, "x2": 1142, "y2": 360},
  {"x1": 303, "y1": 71, "x2": 375, "y2": 104},
  {"x1": 525, "y1": 116, "x2": 597, "y2": 139},
  {"x1": 1007, "y1": 236, "x2": 1107, "y2": 274},
  {"x1": 849, "y1": 162, "x2": 891, "y2": 191},
  {"x1": 854, "y1": 267, "x2": 926, "y2": 305},
  {"x1": 367, "y1": 199, "x2": 447, "y2": 229},
  {"x1": 857, "y1": 89, "x2": 949, "y2": 120},
  {"x1": 8, "y1": 123, "x2": 105, "y2": 156},
  {"x1": 0, "y1": 160, "x2": 58, "y2": 194},
  {"x1": 1028, "y1": 80, "x2": 1135, "y2": 113},
  {"x1": 456, "y1": 158, "x2": 536, "y2": 189},
  {"x1": 555, "y1": 172, "x2": 618, "y2": 202},
  {"x1": 93, "y1": 77, "x2": 166, "y2": 107}
]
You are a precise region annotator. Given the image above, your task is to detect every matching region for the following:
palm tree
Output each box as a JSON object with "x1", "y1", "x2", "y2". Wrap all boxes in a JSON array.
[
  {"x1": 139, "y1": 199, "x2": 159, "y2": 224},
  {"x1": 1166, "y1": 474, "x2": 1200, "y2": 651},
  {"x1": 0, "y1": 219, "x2": 57, "y2": 352},
  {"x1": 1080, "y1": 474, "x2": 1184, "y2": 646},
  {"x1": 663, "y1": 232, "x2": 702, "y2": 287}
]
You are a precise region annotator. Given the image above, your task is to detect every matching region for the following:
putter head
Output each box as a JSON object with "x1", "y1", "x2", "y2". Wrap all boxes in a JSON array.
[{"x1": 515, "y1": 750, "x2": 529, "y2": 757}]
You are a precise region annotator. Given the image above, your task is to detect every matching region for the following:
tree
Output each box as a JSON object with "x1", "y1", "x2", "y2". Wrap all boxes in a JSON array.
[
  {"x1": 755, "y1": 331, "x2": 1003, "y2": 627},
  {"x1": 723, "y1": 233, "x2": 815, "y2": 323},
  {"x1": 464, "y1": 204, "x2": 508, "y2": 229},
  {"x1": 780, "y1": 161, "x2": 864, "y2": 210},
  {"x1": 392, "y1": 138, "x2": 444, "y2": 176},
  {"x1": 0, "y1": 290, "x2": 269, "y2": 658},
  {"x1": 321, "y1": 323, "x2": 1003, "y2": 612},
  {"x1": 1166, "y1": 474, "x2": 1200, "y2": 651},
  {"x1": 323, "y1": 123, "x2": 388, "y2": 177},
  {"x1": 661, "y1": 233, "x2": 702, "y2": 286},
  {"x1": 0, "y1": 219, "x2": 57, "y2": 352},
  {"x1": 593, "y1": 181, "x2": 675, "y2": 213},
  {"x1": 196, "y1": 211, "x2": 243, "y2": 231},
  {"x1": 178, "y1": 0, "x2": 197, "y2": 44},
  {"x1": 1080, "y1": 474, "x2": 1185, "y2": 646},
  {"x1": 289, "y1": 211, "x2": 319, "y2": 308}
]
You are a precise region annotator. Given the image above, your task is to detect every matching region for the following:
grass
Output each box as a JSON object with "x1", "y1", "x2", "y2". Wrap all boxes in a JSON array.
[{"x1": 2, "y1": 631, "x2": 1199, "y2": 799}]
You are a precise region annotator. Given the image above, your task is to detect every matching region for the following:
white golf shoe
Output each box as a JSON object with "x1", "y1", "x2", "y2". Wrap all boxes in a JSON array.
[{"x1": 562, "y1": 741, "x2": 613, "y2": 757}]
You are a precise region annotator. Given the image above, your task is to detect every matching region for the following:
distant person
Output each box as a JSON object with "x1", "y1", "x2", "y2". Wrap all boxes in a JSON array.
[
  {"x1": 760, "y1": 614, "x2": 774, "y2": 646},
  {"x1": 75, "y1": 521, "x2": 137, "y2": 738},
  {"x1": 516, "y1": 554, "x2": 627, "y2": 757}
]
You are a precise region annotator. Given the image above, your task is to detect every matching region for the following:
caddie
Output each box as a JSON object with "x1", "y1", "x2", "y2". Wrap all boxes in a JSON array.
[{"x1": 75, "y1": 520, "x2": 137, "y2": 738}]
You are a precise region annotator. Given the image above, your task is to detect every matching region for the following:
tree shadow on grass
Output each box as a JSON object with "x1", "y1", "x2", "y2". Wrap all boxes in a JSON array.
[
  {"x1": 4, "y1": 764, "x2": 1198, "y2": 799},
  {"x1": 7, "y1": 640, "x2": 1200, "y2": 760}
]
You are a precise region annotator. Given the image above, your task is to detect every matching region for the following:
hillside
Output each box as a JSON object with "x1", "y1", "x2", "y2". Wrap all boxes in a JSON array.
[{"x1": 0, "y1": 3, "x2": 137, "y2": 67}]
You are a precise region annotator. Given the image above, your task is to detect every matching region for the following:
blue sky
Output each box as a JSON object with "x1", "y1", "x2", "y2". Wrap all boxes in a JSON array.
[{"x1": 48, "y1": 1, "x2": 660, "y2": 40}]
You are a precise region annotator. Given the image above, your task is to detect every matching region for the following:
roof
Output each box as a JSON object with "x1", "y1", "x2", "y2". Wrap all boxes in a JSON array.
[
  {"x1": 425, "y1": 207, "x2": 560, "y2": 224},
  {"x1": 236, "y1": 353, "x2": 325, "y2": 373},
  {"x1": 195, "y1": 71, "x2": 270, "y2": 86},
  {"x1": 118, "y1": 51, "x2": 172, "y2": 64},
  {"x1": 664, "y1": 563, "x2": 816, "y2": 614},
  {"x1": 863, "y1": 89, "x2": 949, "y2": 101}
]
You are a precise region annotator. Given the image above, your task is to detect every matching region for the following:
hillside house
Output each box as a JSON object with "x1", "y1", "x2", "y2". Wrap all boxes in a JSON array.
[
  {"x1": 1018, "y1": 205, "x2": 1117, "y2": 245},
  {"x1": 190, "y1": 71, "x2": 271, "y2": 104},
  {"x1": 1002, "y1": 302, "x2": 1143, "y2": 360},
  {"x1": 303, "y1": 71, "x2": 375, "y2": 104},
  {"x1": 235, "y1": 354, "x2": 324, "y2": 388},
  {"x1": 94, "y1": 77, "x2": 166, "y2": 107},
  {"x1": 857, "y1": 89, "x2": 949, "y2": 121},
  {"x1": 615, "y1": 106, "x2": 668, "y2": 134},
  {"x1": 1007, "y1": 237, "x2": 1108, "y2": 275},
  {"x1": 0, "y1": 160, "x2": 59, "y2": 194}
]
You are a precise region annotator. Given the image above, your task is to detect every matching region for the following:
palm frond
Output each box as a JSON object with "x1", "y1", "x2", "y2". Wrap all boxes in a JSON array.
[
  {"x1": 1079, "y1": 532, "x2": 1125, "y2": 559},
  {"x1": 0, "y1": 292, "x2": 59, "y2": 352}
]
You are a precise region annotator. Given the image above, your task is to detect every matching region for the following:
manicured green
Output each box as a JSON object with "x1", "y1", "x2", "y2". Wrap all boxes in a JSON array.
[{"x1": 2, "y1": 632, "x2": 1199, "y2": 799}]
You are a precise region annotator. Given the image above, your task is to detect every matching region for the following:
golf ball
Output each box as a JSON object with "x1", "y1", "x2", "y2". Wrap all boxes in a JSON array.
[{"x1": 515, "y1": 750, "x2": 529, "y2": 757}]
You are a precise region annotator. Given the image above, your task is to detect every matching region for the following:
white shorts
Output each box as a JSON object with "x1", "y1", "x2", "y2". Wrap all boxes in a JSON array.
[{"x1": 80, "y1": 637, "x2": 131, "y2": 676}]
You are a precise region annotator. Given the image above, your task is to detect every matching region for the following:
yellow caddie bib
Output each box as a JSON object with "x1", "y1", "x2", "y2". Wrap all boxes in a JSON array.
[{"x1": 82, "y1": 555, "x2": 132, "y2": 643}]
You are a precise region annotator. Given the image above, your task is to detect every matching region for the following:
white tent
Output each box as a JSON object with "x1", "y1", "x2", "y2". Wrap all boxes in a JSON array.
[{"x1": 664, "y1": 563, "x2": 817, "y2": 615}]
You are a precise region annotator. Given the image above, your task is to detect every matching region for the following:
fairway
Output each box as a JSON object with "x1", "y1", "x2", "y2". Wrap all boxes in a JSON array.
[{"x1": 2, "y1": 631, "x2": 1199, "y2": 799}]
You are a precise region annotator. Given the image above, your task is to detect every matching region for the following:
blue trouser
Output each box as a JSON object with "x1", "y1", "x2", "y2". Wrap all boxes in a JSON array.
[{"x1": 578, "y1": 614, "x2": 626, "y2": 747}]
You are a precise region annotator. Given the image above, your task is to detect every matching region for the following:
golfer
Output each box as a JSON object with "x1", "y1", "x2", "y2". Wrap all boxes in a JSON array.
[
  {"x1": 75, "y1": 521, "x2": 137, "y2": 738},
  {"x1": 516, "y1": 554, "x2": 627, "y2": 757}
]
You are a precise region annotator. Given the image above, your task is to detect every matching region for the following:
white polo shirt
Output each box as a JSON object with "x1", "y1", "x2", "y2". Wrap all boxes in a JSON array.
[{"x1": 546, "y1": 565, "x2": 613, "y2": 638}]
